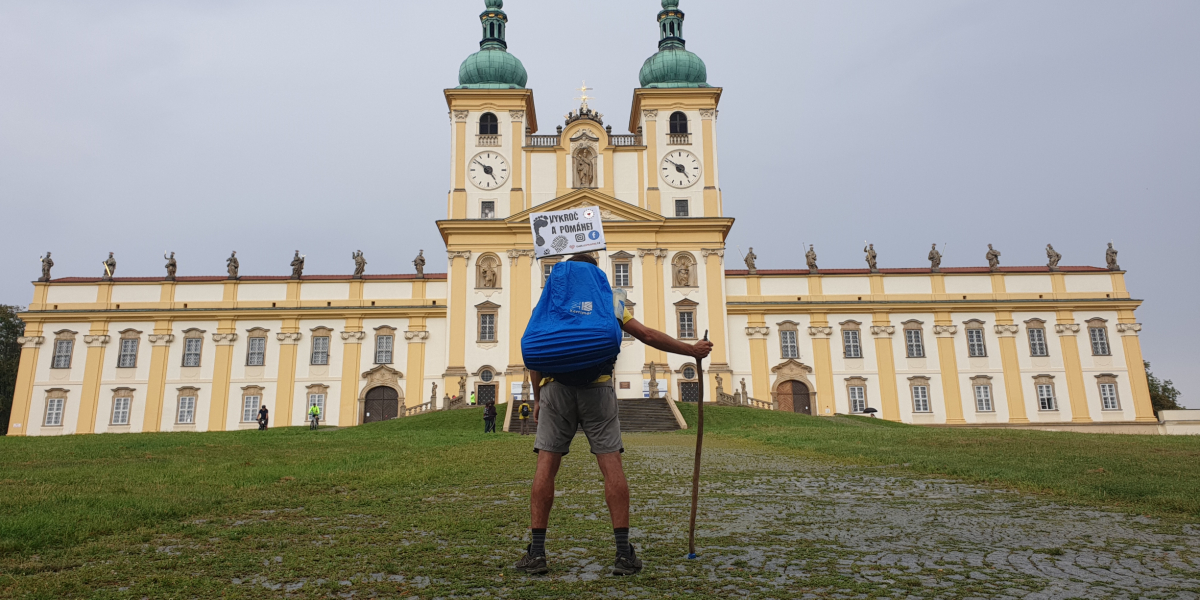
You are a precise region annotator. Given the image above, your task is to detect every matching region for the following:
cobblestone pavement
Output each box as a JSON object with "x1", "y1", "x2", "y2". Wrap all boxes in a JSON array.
[{"x1": 535, "y1": 435, "x2": 1200, "y2": 599}]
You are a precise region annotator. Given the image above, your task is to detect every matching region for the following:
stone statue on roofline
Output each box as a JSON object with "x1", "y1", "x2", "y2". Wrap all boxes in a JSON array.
[
  {"x1": 164, "y1": 252, "x2": 177, "y2": 280},
  {"x1": 805, "y1": 245, "x2": 818, "y2": 274},
  {"x1": 39, "y1": 252, "x2": 53, "y2": 282},
  {"x1": 986, "y1": 244, "x2": 1001, "y2": 272},
  {"x1": 227, "y1": 251, "x2": 240, "y2": 279},
  {"x1": 290, "y1": 250, "x2": 305, "y2": 279},
  {"x1": 1106, "y1": 243, "x2": 1120, "y2": 271},
  {"x1": 1046, "y1": 244, "x2": 1062, "y2": 271},
  {"x1": 102, "y1": 252, "x2": 116, "y2": 280},
  {"x1": 744, "y1": 247, "x2": 757, "y2": 275},
  {"x1": 352, "y1": 250, "x2": 367, "y2": 278},
  {"x1": 864, "y1": 244, "x2": 878, "y2": 273},
  {"x1": 928, "y1": 244, "x2": 942, "y2": 273},
  {"x1": 414, "y1": 250, "x2": 426, "y2": 278}
]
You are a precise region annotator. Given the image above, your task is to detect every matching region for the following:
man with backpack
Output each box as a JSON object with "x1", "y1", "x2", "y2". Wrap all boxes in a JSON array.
[
  {"x1": 514, "y1": 254, "x2": 712, "y2": 576},
  {"x1": 518, "y1": 400, "x2": 532, "y2": 435}
]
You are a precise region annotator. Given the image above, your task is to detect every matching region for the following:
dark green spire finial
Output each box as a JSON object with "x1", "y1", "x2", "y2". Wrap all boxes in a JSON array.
[
  {"x1": 639, "y1": 0, "x2": 710, "y2": 88},
  {"x1": 479, "y1": 0, "x2": 509, "y2": 50},
  {"x1": 457, "y1": 0, "x2": 527, "y2": 89},
  {"x1": 657, "y1": 0, "x2": 686, "y2": 50}
]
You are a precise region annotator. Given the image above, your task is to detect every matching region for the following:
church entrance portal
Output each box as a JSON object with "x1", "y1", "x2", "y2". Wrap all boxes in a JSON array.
[
  {"x1": 477, "y1": 384, "x2": 496, "y2": 405},
  {"x1": 777, "y1": 380, "x2": 812, "y2": 415},
  {"x1": 363, "y1": 386, "x2": 399, "y2": 423}
]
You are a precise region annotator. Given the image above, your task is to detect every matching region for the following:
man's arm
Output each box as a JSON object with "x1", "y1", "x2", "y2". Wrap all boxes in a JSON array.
[
  {"x1": 530, "y1": 369, "x2": 542, "y2": 423},
  {"x1": 620, "y1": 317, "x2": 713, "y2": 359}
]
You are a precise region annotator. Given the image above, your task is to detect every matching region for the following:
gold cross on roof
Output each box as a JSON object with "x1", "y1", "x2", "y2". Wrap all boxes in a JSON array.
[{"x1": 574, "y1": 80, "x2": 594, "y2": 109}]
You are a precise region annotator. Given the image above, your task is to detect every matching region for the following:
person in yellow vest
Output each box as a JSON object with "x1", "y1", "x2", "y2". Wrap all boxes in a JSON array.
[
  {"x1": 308, "y1": 403, "x2": 321, "y2": 429},
  {"x1": 518, "y1": 400, "x2": 533, "y2": 436}
]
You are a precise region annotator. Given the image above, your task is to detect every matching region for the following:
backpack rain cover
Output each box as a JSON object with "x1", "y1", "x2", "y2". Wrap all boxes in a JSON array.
[{"x1": 521, "y1": 261, "x2": 623, "y2": 375}]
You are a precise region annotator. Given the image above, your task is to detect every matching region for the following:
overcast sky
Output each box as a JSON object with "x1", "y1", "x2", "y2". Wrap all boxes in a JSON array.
[{"x1": 1, "y1": 0, "x2": 1197, "y2": 405}]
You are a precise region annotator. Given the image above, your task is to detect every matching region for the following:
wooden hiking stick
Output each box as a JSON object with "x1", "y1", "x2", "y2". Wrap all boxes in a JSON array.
[{"x1": 687, "y1": 330, "x2": 709, "y2": 559}]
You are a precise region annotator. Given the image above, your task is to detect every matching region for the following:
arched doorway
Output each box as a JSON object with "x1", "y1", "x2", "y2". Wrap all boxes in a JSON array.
[
  {"x1": 777, "y1": 380, "x2": 812, "y2": 415},
  {"x1": 363, "y1": 386, "x2": 399, "y2": 423}
]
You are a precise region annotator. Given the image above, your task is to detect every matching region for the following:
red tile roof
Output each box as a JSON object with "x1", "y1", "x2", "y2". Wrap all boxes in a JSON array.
[
  {"x1": 725, "y1": 266, "x2": 1110, "y2": 276},
  {"x1": 45, "y1": 274, "x2": 447, "y2": 284}
]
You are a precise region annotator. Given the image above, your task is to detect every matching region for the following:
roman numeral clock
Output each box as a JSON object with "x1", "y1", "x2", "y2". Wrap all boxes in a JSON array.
[
  {"x1": 469, "y1": 151, "x2": 510, "y2": 189},
  {"x1": 661, "y1": 150, "x2": 702, "y2": 188}
]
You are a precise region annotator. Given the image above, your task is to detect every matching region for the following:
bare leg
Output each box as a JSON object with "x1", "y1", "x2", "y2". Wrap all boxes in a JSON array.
[
  {"x1": 595, "y1": 452, "x2": 630, "y2": 529},
  {"x1": 530, "y1": 451, "x2": 563, "y2": 529}
]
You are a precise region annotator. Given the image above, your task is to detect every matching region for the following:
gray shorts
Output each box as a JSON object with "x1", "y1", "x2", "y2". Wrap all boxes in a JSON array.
[{"x1": 534, "y1": 381, "x2": 623, "y2": 456}]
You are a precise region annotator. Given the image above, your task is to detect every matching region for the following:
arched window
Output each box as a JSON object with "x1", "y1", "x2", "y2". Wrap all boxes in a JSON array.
[
  {"x1": 479, "y1": 113, "x2": 499, "y2": 135},
  {"x1": 669, "y1": 111, "x2": 688, "y2": 134}
]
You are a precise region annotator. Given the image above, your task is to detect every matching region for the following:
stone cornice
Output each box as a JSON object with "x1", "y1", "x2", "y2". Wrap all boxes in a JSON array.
[
  {"x1": 808, "y1": 326, "x2": 833, "y2": 338},
  {"x1": 83, "y1": 334, "x2": 111, "y2": 347},
  {"x1": 404, "y1": 330, "x2": 430, "y2": 343},
  {"x1": 212, "y1": 333, "x2": 238, "y2": 346},
  {"x1": 18, "y1": 336, "x2": 45, "y2": 348},
  {"x1": 744, "y1": 326, "x2": 769, "y2": 339},
  {"x1": 147, "y1": 334, "x2": 175, "y2": 346},
  {"x1": 994, "y1": 324, "x2": 1021, "y2": 337},
  {"x1": 870, "y1": 326, "x2": 895, "y2": 337},
  {"x1": 1055, "y1": 323, "x2": 1081, "y2": 336},
  {"x1": 933, "y1": 325, "x2": 958, "y2": 337},
  {"x1": 276, "y1": 332, "x2": 302, "y2": 345},
  {"x1": 341, "y1": 331, "x2": 366, "y2": 343},
  {"x1": 1116, "y1": 323, "x2": 1142, "y2": 336}
]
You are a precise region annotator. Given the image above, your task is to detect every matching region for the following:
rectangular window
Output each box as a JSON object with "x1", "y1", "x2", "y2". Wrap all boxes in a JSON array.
[
  {"x1": 183, "y1": 338, "x2": 202, "y2": 367},
  {"x1": 1028, "y1": 328, "x2": 1048, "y2": 357},
  {"x1": 1037, "y1": 384, "x2": 1057, "y2": 411},
  {"x1": 111, "y1": 396, "x2": 131, "y2": 425},
  {"x1": 311, "y1": 336, "x2": 330, "y2": 365},
  {"x1": 623, "y1": 308, "x2": 635, "y2": 340},
  {"x1": 1100, "y1": 383, "x2": 1120, "y2": 410},
  {"x1": 849, "y1": 386, "x2": 866, "y2": 413},
  {"x1": 118, "y1": 339, "x2": 138, "y2": 368},
  {"x1": 905, "y1": 329, "x2": 925, "y2": 358},
  {"x1": 52, "y1": 340, "x2": 73, "y2": 369},
  {"x1": 242, "y1": 395, "x2": 261, "y2": 422},
  {"x1": 967, "y1": 329, "x2": 986, "y2": 357},
  {"x1": 309, "y1": 393, "x2": 325, "y2": 417},
  {"x1": 614, "y1": 263, "x2": 631, "y2": 287},
  {"x1": 479, "y1": 314, "x2": 496, "y2": 342},
  {"x1": 542, "y1": 261, "x2": 556, "y2": 286},
  {"x1": 177, "y1": 396, "x2": 196, "y2": 424},
  {"x1": 974, "y1": 386, "x2": 993, "y2": 412},
  {"x1": 674, "y1": 199, "x2": 689, "y2": 217},
  {"x1": 44, "y1": 398, "x2": 65, "y2": 426},
  {"x1": 843, "y1": 330, "x2": 862, "y2": 358},
  {"x1": 1089, "y1": 327, "x2": 1110, "y2": 356},
  {"x1": 246, "y1": 337, "x2": 266, "y2": 366},
  {"x1": 678, "y1": 311, "x2": 695, "y2": 339},
  {"x1": 912, "y1": 386, "x2": 930, "y2": 412},
  {"x1": 480, "y1": 200, "x2": 495, "y2": 219},
  {"x1": 780, "y1": 330, "x2": 799, "y2": 359},
  {"x1": 375, "y1": 335, "x2": 394, "y2": 364}
]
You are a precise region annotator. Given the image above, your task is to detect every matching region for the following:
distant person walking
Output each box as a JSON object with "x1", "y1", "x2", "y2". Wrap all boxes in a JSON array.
[
  {"x1": 518, "y1": 400, "x2": 532, "y2": 436},
  {"x1": 470, "y1": 391, "x2": 477, "y2": 406},
  {"x1": 257, "y1": 405, "x2": 269, "y2": 430},
  {"x1": 484, "y1": 401, "x2": 497, "y2": 433},
  {"x1": 308, "y1": 403, "x2": 321, "y2": 429}
]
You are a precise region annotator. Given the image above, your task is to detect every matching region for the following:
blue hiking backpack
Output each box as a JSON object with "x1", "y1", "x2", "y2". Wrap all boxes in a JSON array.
[{"x1": 521, "y1": 261, "x2": 623, "y2": 386}]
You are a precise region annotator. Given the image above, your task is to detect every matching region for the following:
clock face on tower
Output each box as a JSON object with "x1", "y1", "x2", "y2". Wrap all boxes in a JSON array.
[
  {"x1": 469, "y1": 152, "x2": 510, "y2": 190},
  {"x1": 660, "y1": 150, "x2": 702, "y2": 189}
]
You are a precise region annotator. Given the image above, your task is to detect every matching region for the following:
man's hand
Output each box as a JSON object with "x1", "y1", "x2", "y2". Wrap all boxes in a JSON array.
[
  {"x1": 533, "y1": 401, "x2": 540, "y2": 423},
  {"x1": 691, "y1": 340, "x2": 713, "y2": 359}
]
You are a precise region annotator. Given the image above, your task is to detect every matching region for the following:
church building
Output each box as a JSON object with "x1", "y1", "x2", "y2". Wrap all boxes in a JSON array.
[{"x1": 6, "y1": 0, "x2": 1156, "y2": 436}]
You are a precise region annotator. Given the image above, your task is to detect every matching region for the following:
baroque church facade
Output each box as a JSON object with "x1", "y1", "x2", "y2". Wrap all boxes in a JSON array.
[{"x1": 7, "y1": 0, "x2": 1156, "y2": 437}]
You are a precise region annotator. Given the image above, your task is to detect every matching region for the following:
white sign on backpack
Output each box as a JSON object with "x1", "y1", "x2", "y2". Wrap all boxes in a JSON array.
[{"x1": 529, "y1": 205, "x2": 606, "y2": 259}]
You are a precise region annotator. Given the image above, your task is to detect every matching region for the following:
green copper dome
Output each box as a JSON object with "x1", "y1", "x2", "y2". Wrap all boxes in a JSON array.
[
  {"x1": 457, "y1": 0, "x2": 528, "y2": 89},
  {"x1": 638, "y1": 0, "x2": 710, "y2": 88}
]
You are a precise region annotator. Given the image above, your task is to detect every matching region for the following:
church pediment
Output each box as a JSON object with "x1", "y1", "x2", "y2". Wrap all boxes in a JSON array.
[{"x1": 505, "y1": 189, "x2": 665, "y2": 224}]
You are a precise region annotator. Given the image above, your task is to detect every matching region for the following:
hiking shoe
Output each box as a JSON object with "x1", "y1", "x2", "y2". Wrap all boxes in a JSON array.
[
  {"x1": 612, "y1": 544, "x2": 643, "y2": 576},
  {"x1": 514, "y1": 545, "x2": 549, "y2": 575}
]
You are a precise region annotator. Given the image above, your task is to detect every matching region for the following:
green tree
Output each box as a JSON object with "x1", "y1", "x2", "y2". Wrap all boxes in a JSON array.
[
  {"x1": 0, "y1": 305, "x2": 25, "y2": 434},
  {"x1": 1145, "y1": 361, "x2": 1183, "y2": 417}
]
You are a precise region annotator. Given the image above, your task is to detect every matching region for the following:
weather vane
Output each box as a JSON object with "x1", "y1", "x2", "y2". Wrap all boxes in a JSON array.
[{"x1": 574, "y1": 80, "x2": 594, "y2": 110}]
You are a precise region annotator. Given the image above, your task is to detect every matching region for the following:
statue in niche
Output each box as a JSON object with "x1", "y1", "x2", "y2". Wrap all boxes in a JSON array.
[
  {"x1": 674, "y1": 260, "x2": 691, "y2": 287},
  {"x1": 102, "y1": 252, "x2": 117, "y2": 280},
  {"x1": 290, "y1": 250, "x2": 305, "y2": 279},
  {"x1": 39, "y1": 252, "x2": 53, "y2": 282},
  {"x1": 864, "y1": 244, "x2": 878, "y2": 273},
  {"x1": 1106, "y1": 243, "x2": 1120, "y2": 271},
  {"x1": 573, "y1": 147, "x2": 596, "y2": 188},
  {"x1": 986, "y1": 244, "x2": 1001, "y2": 272},
  {"x1": 744, "y1": 247, "x2": 757, "y2": 275},
  {"x1": 1046, "y1": 244, "x2": 1062, "y2": 271},
  {"x1": 648, "y1": 362, "x2": 660, "y2": 399},
  {"x1": 227, "y1": 251, "x2": 240, "y2": 279},
  {"x1": 806, "y1": 245, "x2": 818, "y2": 273},
  {"x1": 352, "y1": 250, "x2": 367, "y2": 278},
  {"x1": 164, "y1": 252, "x2": 177, "y2": 280},
  {"x1": 430, "y1": 382, "x2": 437, "y2": 404},
  {"x1": 414, "y1": 250, "x2": 426, "y2": 278},
  {"x1": 478, "y1": 256, "x2": 499, "y2": 288},
  {"x1": 928, "y1": 243, "x2": 942, "y2": 273}
]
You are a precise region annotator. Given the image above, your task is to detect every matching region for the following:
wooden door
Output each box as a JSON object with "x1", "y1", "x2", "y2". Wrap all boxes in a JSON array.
[
  {"x1": 478, "y1": 384, "x2": 496, "y2": 405},
  {"x1": 363, "y1": 386, "x2": 399, "y2": 423},
  {"x1": 778, "y1": 381, "x2": 813, "y2": 415}
]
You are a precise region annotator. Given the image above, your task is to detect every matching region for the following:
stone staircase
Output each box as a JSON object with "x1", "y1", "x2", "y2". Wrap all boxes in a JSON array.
[{"x1": 504, "y1": 398, "x2": 682, "y2": 434}]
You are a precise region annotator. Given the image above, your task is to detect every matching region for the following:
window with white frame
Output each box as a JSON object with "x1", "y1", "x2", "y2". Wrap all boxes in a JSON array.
[
  {"x1": 912, "y1": 385, "x2": 930, "y2": 412},
  {"x1": 905, "y1": 327, "x2": 925, "y2": 358},
  {"x1": 375, "y1": 334, "x2": 394, "y2": 364},
  {"x1": 614, "y1": 262, "x2": 631, "y2": 287},
  {"x1": 623, "y1": 302, "x2": 636, "y2": 340},
  {"x1": 177, "y1": 395, "x2": 196, "y2": 424},
  {"x1": 780, "y1": 330, "x2": 799, "y2": 359},
  {"x1": 1028, "y1": 326, "x2": 1049, "y2": 357},
  {"x1": 311, "y1": 335, "x2": 330, "y2": 365},
  {"x1": 1097, "y1": 375, "x2": 1121, "y2": 410},
  {"x1": 52, "y1": 339, "x2": 74, "y2": 369},
  {"x1": 183, "y1": 337, "x2": 203, "y2": 367},
  {"x1": 111, "y1": 395, "x2": 131, "y2": 425},
  {"x1": 674, "y1": 199, "x2": 689, "y2": 217},
  {"x1": 246, "y1": 337, "x2": 266, "y2": 366},
  {"x1": 1089, "y1": 324, "x2": 1111, "y2": 356},
  {"x1": 309, "y1": 393, "x2": 325, "y2": 417},
  {"x1": 678, "y1": 310, "x2": 695, "y2": 339},
  {"x1": 479, "y1": 313, "x2": 496, "y2": 342},
  {"x1": 242, "y1": 394, "x2": 261, "y2": 422},
  {"x1": 118, "y1": 338, "x2": 139, "y2": 368},
  {"x1": 843, "y1": 330, "x2": 862, "y2": 358},
  {"x1": 966, "y1": 327, "x2": 987, "y2": 357},
  {"x1": 974, "y1": 385, "x2": 993, "y2": 412},
  {"x1": 849, "y1": 386, "x2": 866, "y2": 413},
  {"x1": 1036, "y1": 381, "x2": 1057, "y2": 411},
  {"x1": 541, "y1": 259, "x2": 559, "y2": 286},
  {"x1": 44, "y1": 396, "x2": 65, "y2": 426},
  {"x1": 480, "y1": 200, "x2": 496, "y2": 219}
]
